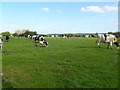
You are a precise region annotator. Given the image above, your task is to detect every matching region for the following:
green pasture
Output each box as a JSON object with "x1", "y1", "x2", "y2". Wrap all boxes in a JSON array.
[{"x1": 2, "y1": 37, "x2": 119, "y2": 88}]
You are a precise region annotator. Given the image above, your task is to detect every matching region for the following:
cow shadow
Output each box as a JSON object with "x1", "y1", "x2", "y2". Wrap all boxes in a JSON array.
[
  {"x1": 34, "y1": 44, "x2": 47, "y2": 47},
  {"x1": 74, "y1": 46, "x2": 97, "y2": 49},
  {"x1": 74, "y1": 46, "x2": 112, "y2": 49}
]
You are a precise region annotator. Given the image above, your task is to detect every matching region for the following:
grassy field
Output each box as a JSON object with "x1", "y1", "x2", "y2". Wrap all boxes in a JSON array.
[{"x1": 2, "y1": 37, "x2": 119, "y2": 88}]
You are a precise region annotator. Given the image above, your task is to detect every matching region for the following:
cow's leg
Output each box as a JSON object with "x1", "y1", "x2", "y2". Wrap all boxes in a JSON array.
[
  {"x1": 0, "y1": 44, "x2": 2, "y2": 49},
  {"x1": 97, "y1": 42, "x2": 100, "y2": 48},
  {"x1": 1, "y1": 44, "x2": 2, "y2": 49},
  {"x1": 107, "y1": 42, "x2": 112, "y2": 49},
  {"x1": 6, "y1": 39, "x2": 8, "y2": 42},
  {"x1": 35, "y1": 42, "x2": 37, "y2": 47},
  {"x1": 109, "y1": 42, "x2": 113, "y2": 49},
  {"x1": 107, "y1": 42, "x2": 110, "y2": 49}
]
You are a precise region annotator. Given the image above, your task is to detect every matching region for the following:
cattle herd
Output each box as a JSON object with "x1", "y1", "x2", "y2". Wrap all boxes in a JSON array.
[{"x1": 0, "y1": 33, "x2": 120, "y2": 50}]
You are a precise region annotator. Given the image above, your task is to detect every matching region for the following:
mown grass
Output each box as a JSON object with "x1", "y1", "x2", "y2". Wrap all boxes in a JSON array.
[{"x1": 2, "y1": 37, "x2": 119, "y2": 88}]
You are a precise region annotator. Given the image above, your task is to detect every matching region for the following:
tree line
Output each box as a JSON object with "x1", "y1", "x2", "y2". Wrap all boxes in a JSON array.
[
  {"x1": 108, "y1": 32, "x2": 120, "y2": 38},
  {"x1": 1, "y1": 30, "x2": 37, "y2": 37},
  {"x1": 1, "y1": 30, "x2": 120, "y2": 38}
]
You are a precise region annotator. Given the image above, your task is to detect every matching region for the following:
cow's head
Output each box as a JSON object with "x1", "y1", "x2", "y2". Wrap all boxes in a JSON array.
[
  {"x1": 114, "y1": 42, "x2": 119, "y2": 49},
  {"x1": 46, "y1": 42, "x2": 48, "y2": 46},
  {"x1": 44, "y1": 42, "x2": 48, "y2": 47}
]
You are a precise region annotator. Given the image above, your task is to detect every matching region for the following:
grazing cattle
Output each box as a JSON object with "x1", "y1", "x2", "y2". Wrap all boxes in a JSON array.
[
  {"x1": 32, "y1": 35, "x2": 37, "y2": 40},
  {"x1": 34, "y1": 36, "x2": 48, "y2": 47},
  {"x1": 63, "y1": 34, "x2": 71, "y2": 38},
  {"x1": 6, "y1": 35, "x2": 9, "y2": 42},
  {"x1": 97, "y1": 34, "x2": 119, "y2": 49},
  {"x1": 0, "y1": 36, "x2": 3, "y2": 49},
  {"x1": 27, "y1": 35, "x2": 32, "y2": 39}
]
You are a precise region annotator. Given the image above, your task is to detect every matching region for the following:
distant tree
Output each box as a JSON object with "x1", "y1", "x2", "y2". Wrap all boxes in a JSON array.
[
  {"x1": 2, "y1": 31, "x2": 10, "y2": 36},
  {"x1": 113, "y1": 32, "x2": 120, "y2": 38},
  {"x1": 108, "y1": 32, "x2": 113, "y2": 34},
  {"x1": 15, "y1": 30, "x2": 22, "y2": 35},
  {"x1": 108, "y1": 32, "x2": 120, "y2": 38},
  {"x1": 22, "y1": 30, "x2": 27, "y2": 34},
  {"x1": 34, "y1": 31, "x2": 37, "y2": 35},
  {"x1": 13, "y1": 33, "x2": 18, "y2": 37},
  {"x1": 14, "y1": 29, "x2": 37, "y2": 37},
  {"x1": 22, "y1": 30, "x2": 37, "y2": 36}
]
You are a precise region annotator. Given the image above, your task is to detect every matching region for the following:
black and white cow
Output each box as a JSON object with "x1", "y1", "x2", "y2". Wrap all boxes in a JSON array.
[
  {"x1": 34, "y1": 36, "x2": 48, "y2": 47},
  {"x1": 97, "y1": 34, "x2": 119, "y2": 49},
  {"x1": 27, "y1": 35, "x2": 32, "y2": 39},
  {"x1": 32, "y1": 35, "x2": 37, "y2": 40},
  {"x1": 6, "y1": 35, "x2": 9, "y2": 42},
  {"x1": 0, "y1": 36, "x2": 3, "y2": 49}
]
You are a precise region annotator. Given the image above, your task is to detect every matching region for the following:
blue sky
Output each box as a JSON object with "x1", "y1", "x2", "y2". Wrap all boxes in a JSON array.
[{"x1": 1, "y1": 2, "x2": 118, "y2": 34}]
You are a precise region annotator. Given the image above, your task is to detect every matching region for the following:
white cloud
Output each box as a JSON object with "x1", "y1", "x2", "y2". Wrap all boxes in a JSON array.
[
  {"x1": 80, "y1": 6, "x2": 104, "y2": 13},
  {"x1": 41, "y1": 8, "x2": 50, "y2": 12},
  {"x1": 80, "y1": 6, "x2": 117, "y2": 13},
  {"x1": 104, "y1": 6, "x2": 118, "y2": 12}
]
